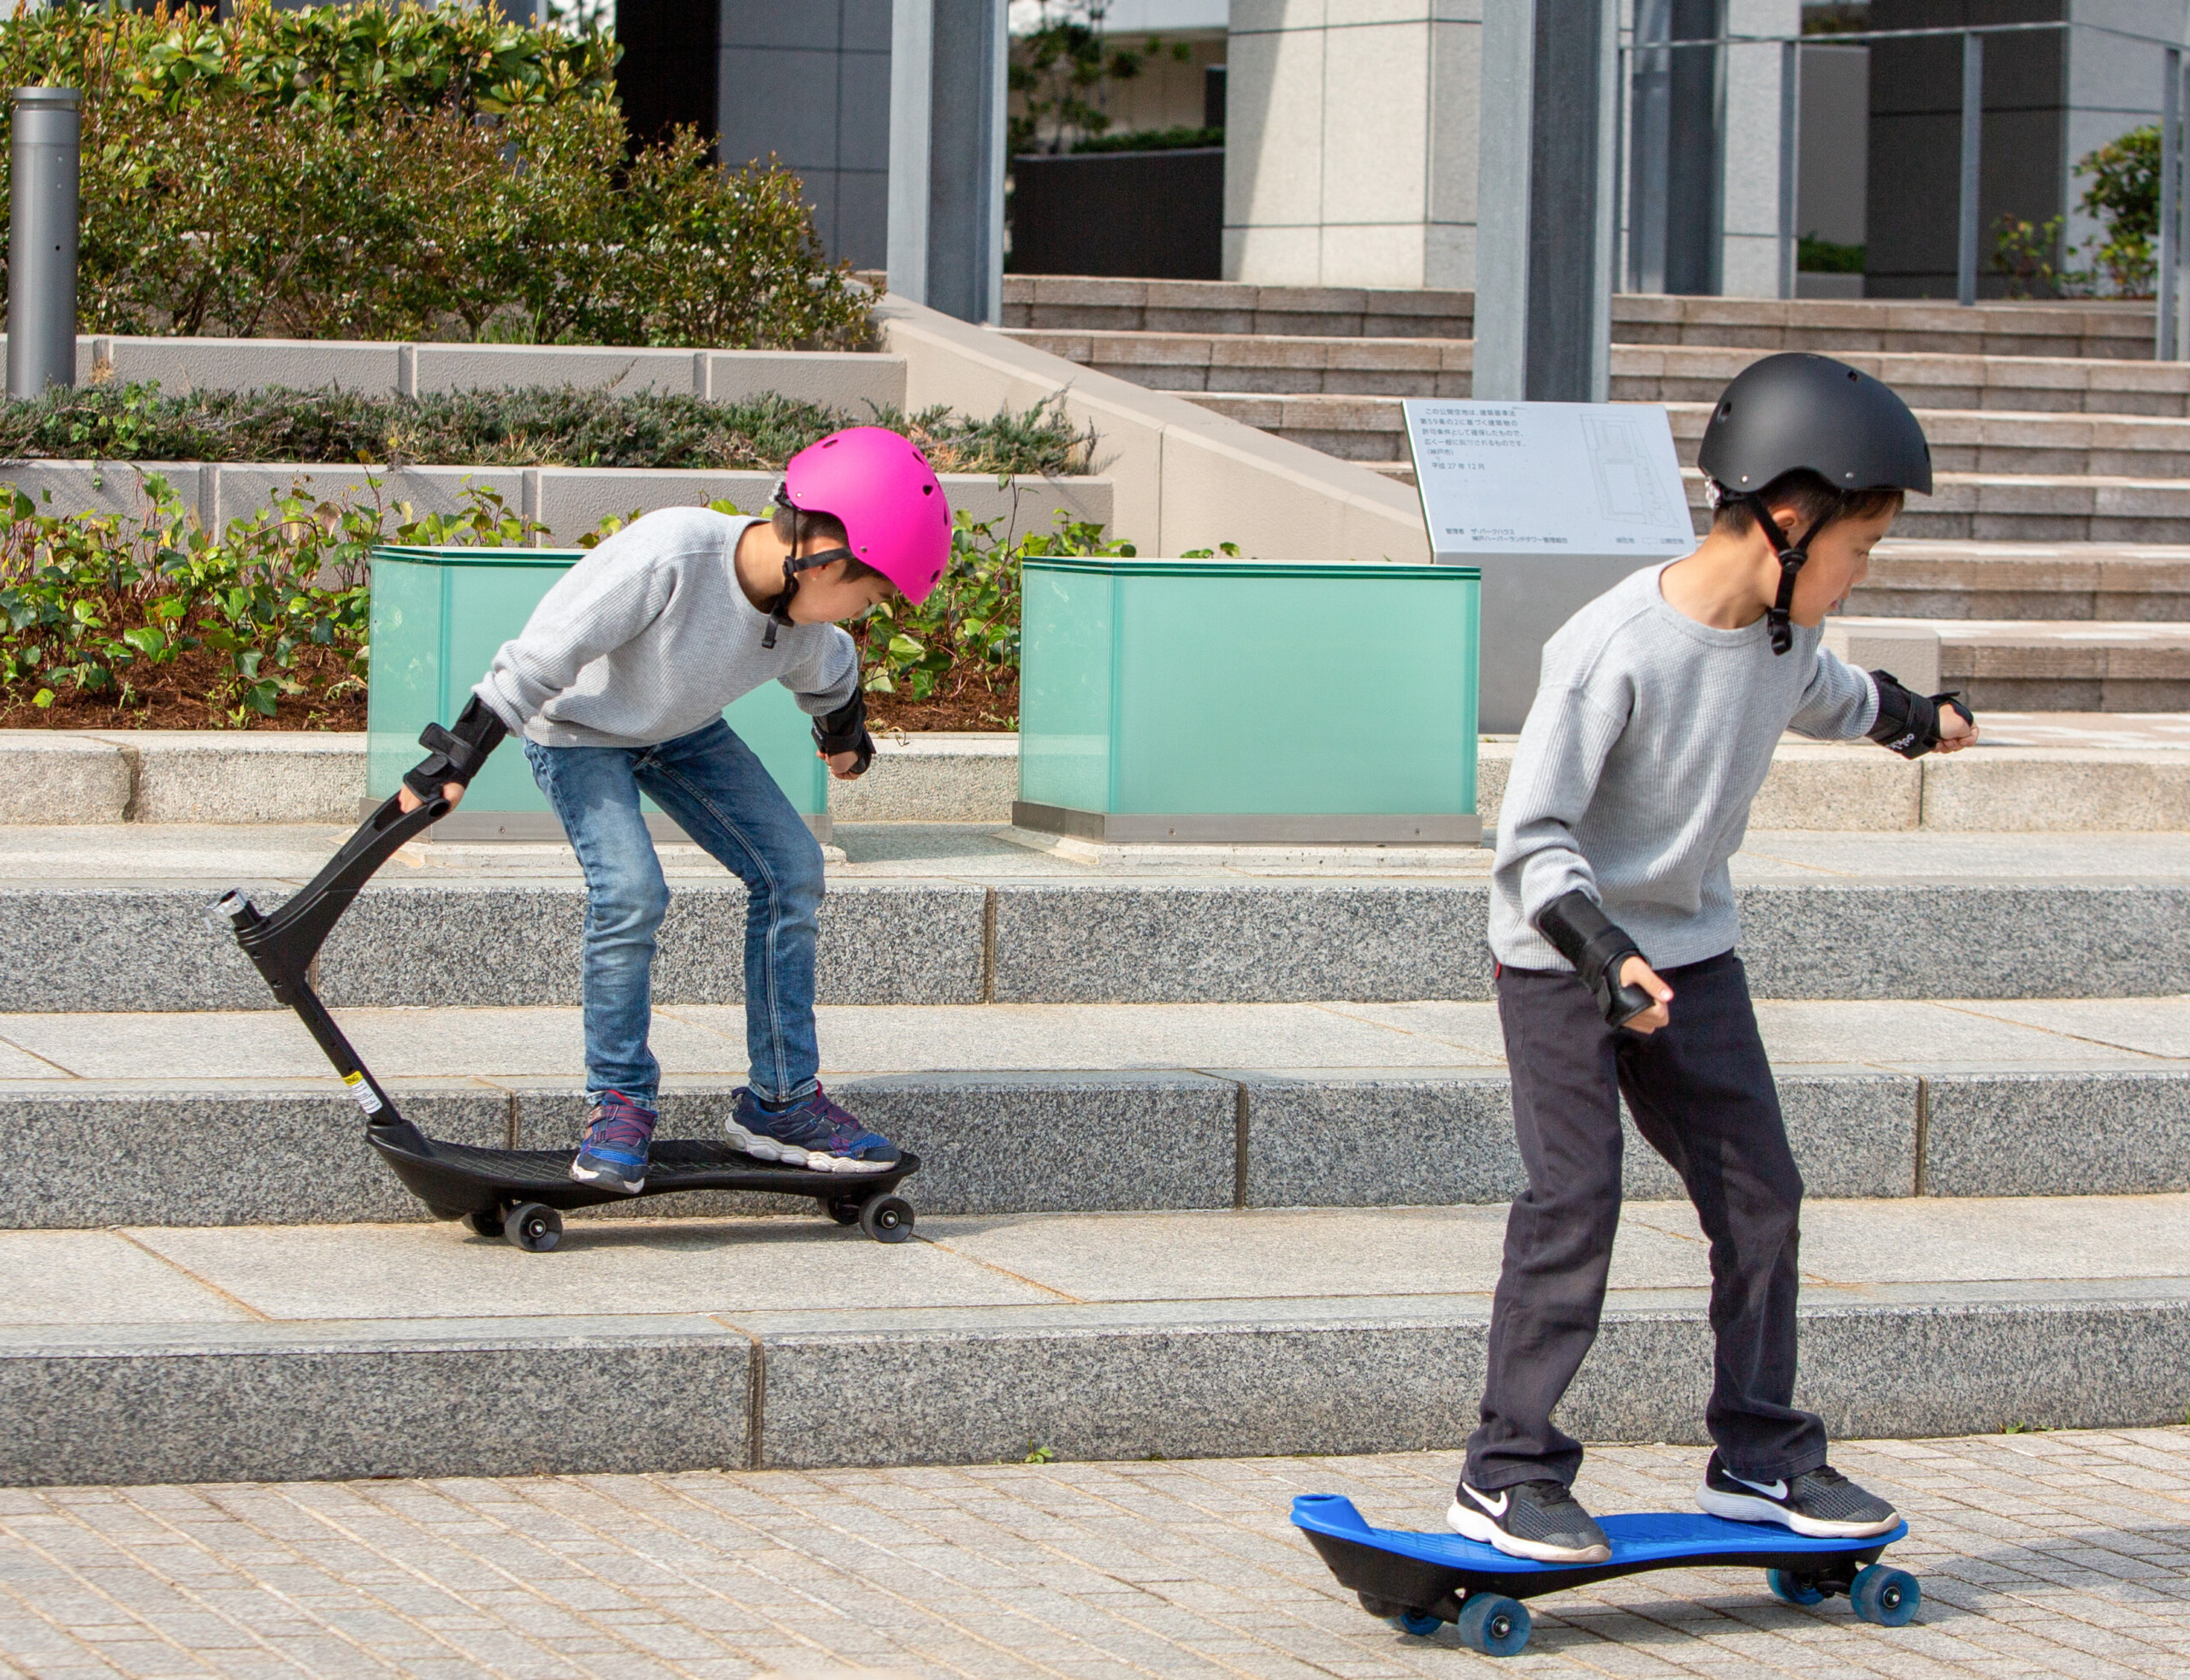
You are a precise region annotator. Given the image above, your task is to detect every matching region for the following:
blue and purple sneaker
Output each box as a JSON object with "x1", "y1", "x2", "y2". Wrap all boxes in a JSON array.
[
  {"x1": 570, "y1": 1090, "x2": 656, "y2": 1194},
  {"x1": 725, "y1": 1084, "x2": 900, "y2": 1174}
]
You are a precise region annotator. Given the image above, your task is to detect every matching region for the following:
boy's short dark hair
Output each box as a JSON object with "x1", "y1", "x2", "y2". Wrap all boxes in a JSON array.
[
  {"x1": 1711, "y1": 467, "x2": 1904, "y2": 539},
  {"x1": 771, "y1": 503, "x2": 887, "y2": 583}
]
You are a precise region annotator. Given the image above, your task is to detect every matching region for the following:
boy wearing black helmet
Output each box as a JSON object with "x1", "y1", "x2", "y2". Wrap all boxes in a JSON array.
[{"x1": 1449, "y1": 353, "x2": 1975, "y2": 1565}]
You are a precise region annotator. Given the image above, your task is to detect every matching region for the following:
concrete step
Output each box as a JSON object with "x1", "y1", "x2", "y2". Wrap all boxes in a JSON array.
[
  {"x1": 1832, "y1": 616, "x2": 2190, "y2": 711},
  {"x1": 1002, "y1": 276, "x2": 2160, "y2": 360},
  {"x1": 8, "y1": 997, "x2": 2189, "y2": 1226},
  {"x1": 7, "y1": 1192, "x2": 2187, "y2": 1482},
  {"x1": 19, "y1": 725, "x2": 2190, "y2": 831},
  {"x1": 1011, "y1": 328, "x2": 2190, "y2": 415},
  {"x1": 9, "y1": 826, "x2": 2190, "y2": 1011},
  {"x1": 1193, "y1": 390, "x2": 2190, "y2": 487},
  {"x1": 1855, "y1": 540, "x2": 2190, "y2": 621}
]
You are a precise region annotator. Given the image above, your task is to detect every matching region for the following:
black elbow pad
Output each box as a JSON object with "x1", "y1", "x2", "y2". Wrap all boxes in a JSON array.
[
  {"x1": 1535, "y1": 889, "x2": 1654, "y2": 1027},
  {"x1": 813, "y1": 688, "x2": 874, "y2": 776},
  {"x1": 1867, "y1": 669, "x2": 1973, "y2": 760},
  {"x1": 403, "y1": 695, "x2": 507, "y2": 800}
]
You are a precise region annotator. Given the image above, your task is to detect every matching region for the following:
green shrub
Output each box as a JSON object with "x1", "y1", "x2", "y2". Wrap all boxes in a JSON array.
[
  {"x1": 0, "y1": 2, "x2": 868, "y2": 349},
  {"x1": 2078, "y1": 126, "x2": 2159, "y2": 297},
  {"x1": 0, "y1": 382, "x2": 1097, "y2": 476},
  {"x1": 1068, "y1": 125, "x2": 1222, "y2": 155},
  {"x1": 1796, "y1": 234, "x2": 1864, "y2": 275},
  {"x1": 855, "y1": 510, "x2": 1133, "y2": 724}
]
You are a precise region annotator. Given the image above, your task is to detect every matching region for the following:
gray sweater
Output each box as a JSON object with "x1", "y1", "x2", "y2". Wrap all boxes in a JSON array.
[
  {"x1": 472, "y1": 506, "x2": 861, "y2": 748},
  {"x1": 1490, "y1": 562, "x2": 1880, "y2": 973}
]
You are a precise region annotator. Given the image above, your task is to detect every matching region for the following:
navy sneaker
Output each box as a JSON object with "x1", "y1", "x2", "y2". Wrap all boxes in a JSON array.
[
  {"x1": 1696, "y1": 1452, "x2": 1898, "y2": 1539},
  {"x1": 570, "y1": 1090, "x2": 655, "y2": 1194},
  {"x1": 725, "y1": 1084, "x2": 901, "y2": 1174}
]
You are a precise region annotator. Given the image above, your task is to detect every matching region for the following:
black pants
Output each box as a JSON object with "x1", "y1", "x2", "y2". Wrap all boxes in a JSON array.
[{"x1": 1464, "y1": 950, "x2": 1826, "y2": 1491}]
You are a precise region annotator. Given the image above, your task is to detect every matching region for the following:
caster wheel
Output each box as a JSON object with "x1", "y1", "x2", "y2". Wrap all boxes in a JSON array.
[
  {"x1": 822, "y1": 1196, "x2": 862, "y2": 1227},
  {"x1": 1850, "y1": 1565, "x2": 1920, "y2": 1627},
  {"x1": 1766, "y1": 1569, "x2": 1827, "y2": 1607},
  {"x1": 503, "y1": 1201, "x2": 562, "y2": 1253},
  {"x1": 1356, "y1": 1592, "x2": 1402, "y2": 1620},
  {"x1": 466, "y1": 1208, "x2": 504, "y2": 1239},
  {"x1": 1393, "y1": 1609, "x2": 1441, "y2": 1638},
  {"x1": 1456, "y1": 1593, "x2": 1530, "y2": 1658},
  {"x1": 859, "y1": 1193, "x2": 914, "y2": 1244}
]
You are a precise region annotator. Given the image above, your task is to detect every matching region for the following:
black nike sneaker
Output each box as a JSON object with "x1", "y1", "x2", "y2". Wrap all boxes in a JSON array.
[
  {"x1": 1696, "y1": 1452, "x2": 1898, "y2": 1538},
  {"x1": 1448, "y1": 1478, "x2": 1613, "y2": 1565}
]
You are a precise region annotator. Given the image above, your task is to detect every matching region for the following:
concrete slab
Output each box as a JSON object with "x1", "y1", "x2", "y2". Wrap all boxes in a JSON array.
[
  {"x1": 0, "y1": 1231, "x2": 252, "y2": 1322},
  {"x1": 127, "y1": 1219, "x2": 1057, "y2": 1319}
]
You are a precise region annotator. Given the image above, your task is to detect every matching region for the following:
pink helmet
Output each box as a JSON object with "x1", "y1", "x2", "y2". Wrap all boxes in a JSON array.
[{"x1": 778, "y1": 426, "x2": 952, "y2": 606}]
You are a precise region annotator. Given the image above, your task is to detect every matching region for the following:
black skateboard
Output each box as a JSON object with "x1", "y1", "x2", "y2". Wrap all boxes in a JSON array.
[{"x1": 219, "y1": 791, "x2": 918, "y2": 1252}]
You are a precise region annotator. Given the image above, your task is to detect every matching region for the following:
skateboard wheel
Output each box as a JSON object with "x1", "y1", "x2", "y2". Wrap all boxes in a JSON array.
[
  {"x1": 1394, "y1": 1609, "x2": 1441, "y2": 1638},
  {"x1": 1456, "y1": 1593, "x2": 1530, "y2": 1657},
  {"x1": 466, "y1": 1209, "x2": 503, "y2": 1239},
  {"x1": 504, "y1": 1201, "x2": 562, "y2": 1253},
  {"x1": 1767, "y1": 1569, "x2": 1826, "y2": 1608},
  {"x1": 860, "y1": 1193, "x2": 914, "y2": 1245},
  {"x1": 1850, "y1": 1565, "x2": 1920, "y2": 1627},
  {"x1": 822, "y1": 1196, "x2": 863, "y2": 1227}
]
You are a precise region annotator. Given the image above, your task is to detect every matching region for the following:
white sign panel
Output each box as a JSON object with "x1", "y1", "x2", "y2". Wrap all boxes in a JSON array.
[{"x1": 1403, "y1": 400, "x2": 1694, "y2": 556}]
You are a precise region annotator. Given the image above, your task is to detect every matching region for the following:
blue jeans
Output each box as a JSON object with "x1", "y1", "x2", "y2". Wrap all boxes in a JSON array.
[{"x1": 524, "y1": 718, "x2": 825, "y2": 1109}]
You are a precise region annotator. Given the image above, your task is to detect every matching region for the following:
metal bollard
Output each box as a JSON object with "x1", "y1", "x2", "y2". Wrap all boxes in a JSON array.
[{"x1": 8, "y1": 86, "x2": 78, "y2": 401}]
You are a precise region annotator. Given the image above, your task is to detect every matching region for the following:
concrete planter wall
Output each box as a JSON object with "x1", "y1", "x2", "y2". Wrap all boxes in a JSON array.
[{"x1": 0, "y1": 460, "x2": 1112, "y2": 549}]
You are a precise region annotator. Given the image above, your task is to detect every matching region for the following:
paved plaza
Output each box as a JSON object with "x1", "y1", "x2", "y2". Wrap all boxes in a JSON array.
[{"x1": 0, "y1": 1428, "x2": 2183, "y2": 1677}]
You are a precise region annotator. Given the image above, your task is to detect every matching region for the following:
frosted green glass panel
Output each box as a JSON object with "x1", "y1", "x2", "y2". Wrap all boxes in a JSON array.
[
  {"x1": 1019, "y1": 557, "x2": 1477, "y2": 816},
  {"x1": 366, "y1": 546, "x2": 825, "y2": 816}
]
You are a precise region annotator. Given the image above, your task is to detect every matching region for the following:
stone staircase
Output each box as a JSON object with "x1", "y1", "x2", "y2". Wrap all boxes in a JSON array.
[
  {"x1": 4, "y1": 816, "x2": 2190, "y2": 1482},
  {"x1": 1003, "y1": 277, "x2": 2190, "y2": 709}
]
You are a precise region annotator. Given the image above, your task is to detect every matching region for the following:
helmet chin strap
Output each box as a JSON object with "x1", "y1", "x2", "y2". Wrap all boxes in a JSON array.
[
  {"x1": 1731, "y1": 489, "x2": 1842, "y2": 655},
  {"x1": 760, "y1": 484, "x2": 855, "y2": 648}
]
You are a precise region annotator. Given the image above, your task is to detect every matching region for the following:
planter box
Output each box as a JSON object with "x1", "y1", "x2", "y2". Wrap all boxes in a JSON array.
[
  {"x1": 367, "y1": 545, "x2": 826, "y2": 842},
  {"x1": 1009, "y1": 150, "x2": 1222, "y2": 281},
  {"x1": 1015, "y1": 555, "x2": 1480, "y2": 843}
]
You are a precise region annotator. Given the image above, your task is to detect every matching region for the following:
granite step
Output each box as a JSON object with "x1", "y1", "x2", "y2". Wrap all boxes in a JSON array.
[
  {"x1": 13, "y1": 824, "x2": 2190, "y2": 1010},
  {"x1": 1189, "y1": 391, "x2": 2190, "y2": 484},
  {"x1": 1002, "y1": 276, "x2": 2159, "y2": 359},
  {"x1": 1828, "y1": 618, "x2": 2190, "y2": 712},
  {"x1": 5, "y1": 997, "x2": 2187, "y2": 1226},
  {"x1": 7, "y1": 1192, "x2": 2187, "y2": 1482},
  {"x1": 1853, "y1": 540, "x2": 2190, "y2": 621},
  {"x1": 1010, "y1": 328, "x2": 2190, "y2": 413}
]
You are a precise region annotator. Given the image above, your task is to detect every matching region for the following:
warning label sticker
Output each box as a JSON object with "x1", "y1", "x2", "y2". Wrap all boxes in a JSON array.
[{"x1": 341, "y1": 1070, "x2": 384, "y2": 1115}]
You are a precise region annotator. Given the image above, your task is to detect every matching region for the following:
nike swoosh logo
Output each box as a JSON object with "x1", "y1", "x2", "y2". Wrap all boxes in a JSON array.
[
  {"x1": 1465, "y1": 1485, "x2": 1510, "y2": 1517},
  {"x1": 1731, "y1": 1476, "x2": 1790, "y2": 1500}
]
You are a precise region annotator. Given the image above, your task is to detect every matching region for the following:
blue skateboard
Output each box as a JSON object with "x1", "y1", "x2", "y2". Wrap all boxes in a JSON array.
[{"x1": 1293, "y1": 1494, "x2": 1916, "y2": 1658}]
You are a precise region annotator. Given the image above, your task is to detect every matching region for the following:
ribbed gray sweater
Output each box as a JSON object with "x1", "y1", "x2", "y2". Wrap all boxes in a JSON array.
[
  {"x1": 472, "y1": 506, "x2": 860, "y2": 748},
  {"x1": 1490, "y1": 562, "x2": 1880, "y2": 972}
]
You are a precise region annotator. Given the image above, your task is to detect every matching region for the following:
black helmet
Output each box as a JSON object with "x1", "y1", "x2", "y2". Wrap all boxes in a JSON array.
[{"x1": 1697, "y1": 352, "x2": 1931, "y2": 655}]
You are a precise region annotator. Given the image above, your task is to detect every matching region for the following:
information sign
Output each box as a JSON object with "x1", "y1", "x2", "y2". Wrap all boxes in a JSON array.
[{"x1": 1405, "y1": 400, "x2": 1696, "y2": 731}]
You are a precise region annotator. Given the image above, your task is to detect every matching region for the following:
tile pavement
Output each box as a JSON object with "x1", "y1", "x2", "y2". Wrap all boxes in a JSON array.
[{"x1": 0, "y1": 1429, "x2": 2187, "y2": 1677}]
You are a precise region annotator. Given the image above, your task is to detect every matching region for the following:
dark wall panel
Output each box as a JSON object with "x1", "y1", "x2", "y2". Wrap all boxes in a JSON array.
[{"x1": 1009, "y1": 150, "x2": 1223, "y2": 281}]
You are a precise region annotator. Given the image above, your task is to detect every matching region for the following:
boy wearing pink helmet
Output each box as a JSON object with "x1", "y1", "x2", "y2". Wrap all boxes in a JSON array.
[{"x1": 399, "y1": 427, "x2": 952, "y2": 1194}]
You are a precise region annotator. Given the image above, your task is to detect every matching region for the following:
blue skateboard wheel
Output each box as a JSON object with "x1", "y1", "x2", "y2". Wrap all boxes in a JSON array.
[
  {"x1": 1456, "y1": 1594, "x2": 1531, "y2": 1658},
  {"x1": 1394, "y1": 1609, "x2": 1441, "y2": 1637},
  {"x1": 1767, "y1": 1568, "x2": 1826, "y2": 1607},
  {"x1": 1850, "y1": 1565, "x2": 1920, "y2": 1627}
]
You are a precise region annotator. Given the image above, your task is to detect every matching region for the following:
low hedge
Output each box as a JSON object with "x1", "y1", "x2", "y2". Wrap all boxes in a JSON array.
[{"x1": 0, "y1": 383, "x2": 1096, "y2": 478}]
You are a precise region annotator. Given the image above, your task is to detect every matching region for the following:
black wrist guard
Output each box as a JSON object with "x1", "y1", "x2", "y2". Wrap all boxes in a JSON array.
[
  {"x1": 813, "y1": 688, "x2": 874, "y2": 777},
  {"x1": 403, "y1": 695, "x2": 507, "y2": 801},
  {"x1": 1536, "y1": 889, "x2": 1655, "y2": 1027},
  {"x1": 1867, "y1": 669, "x2": 1973, "y2": 760}
]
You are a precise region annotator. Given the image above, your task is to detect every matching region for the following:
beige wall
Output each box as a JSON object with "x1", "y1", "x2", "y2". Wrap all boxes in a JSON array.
[{"x1": 875, "y1": 293, "x2": 1430, "y2": 565}]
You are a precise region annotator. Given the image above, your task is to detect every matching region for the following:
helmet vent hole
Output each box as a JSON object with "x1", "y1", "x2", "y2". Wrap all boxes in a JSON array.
[{"x1": 922, "y1": 484, "x2": 933, "y2": 494}]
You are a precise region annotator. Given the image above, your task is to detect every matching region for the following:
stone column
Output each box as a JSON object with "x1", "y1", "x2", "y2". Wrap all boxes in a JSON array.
[
  {"x1": 889, "y1": 0, "x2": 1008, "y2": 323},
  {"x1": 1474, "y1": 0, "x2": 1619, "y2": 402},
  {"x1": 1222, "y1": 0, "x2": 1483, "y2": 289}
]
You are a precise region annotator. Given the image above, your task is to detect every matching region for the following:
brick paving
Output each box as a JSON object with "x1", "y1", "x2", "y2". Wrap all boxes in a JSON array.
[{"x1": 0, "y1": 1429, "x2": 2185, "y2": 1677}]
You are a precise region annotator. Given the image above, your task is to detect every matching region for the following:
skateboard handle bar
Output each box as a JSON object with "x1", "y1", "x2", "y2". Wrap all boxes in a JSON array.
[{"x1": 213, "y1": 790, "x2": 450, "y2": 1146}]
